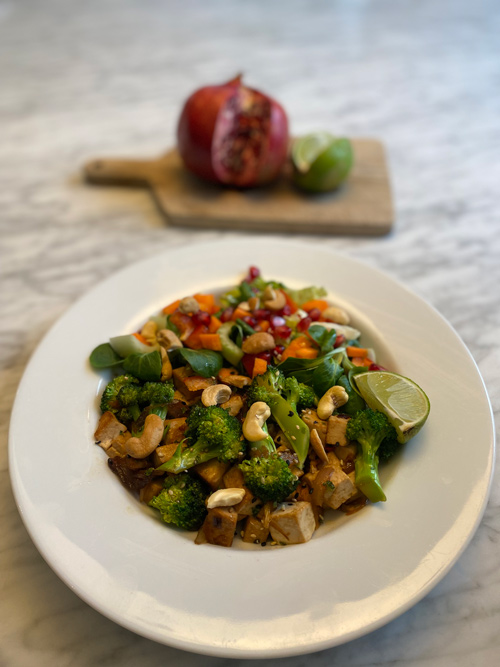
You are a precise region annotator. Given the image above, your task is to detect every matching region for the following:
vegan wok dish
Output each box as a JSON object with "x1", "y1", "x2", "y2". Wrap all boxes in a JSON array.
[{"x1": 90, "y1": 267, "x2": 430, "y2": 548}]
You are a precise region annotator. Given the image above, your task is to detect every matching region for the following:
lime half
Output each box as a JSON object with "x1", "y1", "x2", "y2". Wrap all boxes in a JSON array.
[
  {"x1": 292, "y1": 132, "x2": 334, "y2": 173},
  {"x1": 353, "y1": 371, "x2": 430, "y2": 444},
  {"x1": 291, "y1": 132, "x2": 353, "y2": 192}
]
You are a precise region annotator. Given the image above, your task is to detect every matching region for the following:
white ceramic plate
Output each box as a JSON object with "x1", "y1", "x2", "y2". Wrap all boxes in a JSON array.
[{"x1": 9, "y1": 239, "x2": 495, "y2": 658}]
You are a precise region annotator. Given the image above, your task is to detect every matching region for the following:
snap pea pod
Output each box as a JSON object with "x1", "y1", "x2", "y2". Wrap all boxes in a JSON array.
[{"x1": 218, "y1": 322, "x2": 244, "y2": 367}]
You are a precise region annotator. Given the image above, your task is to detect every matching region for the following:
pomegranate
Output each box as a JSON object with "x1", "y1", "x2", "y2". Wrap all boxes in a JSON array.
[{"x1": 177, "y1": 75, "x2": 289, "y2": 187}]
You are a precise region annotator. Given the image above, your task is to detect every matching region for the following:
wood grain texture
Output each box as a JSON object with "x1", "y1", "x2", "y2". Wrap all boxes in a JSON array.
[{"x1": 84, "y1": 140, "x2": 393, "y2": 235}]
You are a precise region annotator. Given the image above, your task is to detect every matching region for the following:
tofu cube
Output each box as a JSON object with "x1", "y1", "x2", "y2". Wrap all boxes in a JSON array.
[
  {"x1": 322, "y1": 452, "x2": 357, "y2": 509},
  {"x1": 194, "y1": 459, "x2": 230, "y2": 490},
  {"x1": 173, "y1": 366, "x2": 215, "y2": 399},
  {"x1": 301, "y1": 409, "x2": 328, "y2": 444},
  {"x1": 242, "y1": 516, "x2": 269, "y2": 544},
  {"x1": 163, "y1": 417, "x2": 187, "y2": 444},
  {"x1": 220, "y1": 394, "x2": 243, "y2": 417},
  {"x1": 202, "y1": 506, "x2": 238, "y2": 548},
  {"x1": 326, "y1": 415, "x2": 350, "y2": 447},
  {"x1": 269, "y1": 501, "x2": 316, "y2": 544},
  {"x1": 153, "y1": 441, "x2": 179, "y2": 467},
  {"x1": 223, "y1": 466, "x2": 256, "y2": 516}
]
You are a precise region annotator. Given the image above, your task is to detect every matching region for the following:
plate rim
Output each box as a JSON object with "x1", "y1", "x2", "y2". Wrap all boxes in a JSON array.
[{"x1": 8, "y1": 238, "x2": 496, "y2": 658}]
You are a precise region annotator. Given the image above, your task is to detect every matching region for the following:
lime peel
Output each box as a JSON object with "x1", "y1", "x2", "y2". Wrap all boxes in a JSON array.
[{"x1": 353, "y1": 371, "x2": 430, "y2": 444}]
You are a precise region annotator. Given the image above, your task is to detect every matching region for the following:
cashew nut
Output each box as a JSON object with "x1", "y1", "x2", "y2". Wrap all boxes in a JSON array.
[
  {"x1": 317, "y1": 386, "x2": 349, "y2": 420},
  {"x1": 243, "y1": 401, "x2": 271, "y2": 442},
  {"x1": 178, "y1": 296, "x2": 200, "y2": 315},
  {"x1": 140, "y1": 320, "x2": 158, "y2": 345},
  {"x1": 262, "y1": 286, "x2": 286, "y2": 311},
  {"x1": 241, "y1": 332, "x2": 275, "y2": 354},
  {"x1": 248, "y1": 296, "x2": 260, "y2": 311},
  {"x1": 237, "y1": 301, "x2": 251, "y2": 311},
  {"x1": 310, "y1": 428, "x2": 329, "y2": 463},
  {"x1": 201, "y1": 383, "x2": 232, "y2": 407},
  {"x1": 322, "y1": 306, "x2": 350, "y2": 325},
  {"x1": 124, "y1": 414, "x2": 165, "y2": 459},
  {"x1": 207, "y1": 488, "x2": 246, "y2": 509},
  {"x1": 160, "y1": 346, "x2": 173, "y2": 381},
  {"x1": 157, "y1": 329, "x2": 183, "y2": 351}
]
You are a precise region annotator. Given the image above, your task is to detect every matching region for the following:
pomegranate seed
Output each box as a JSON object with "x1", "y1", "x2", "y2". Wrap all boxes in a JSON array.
[
  {"x1": 248, "y1": 266, "x2": 260, "y2": 280},
  {"x1": 369, "y1": 363, "x2": 387, "y2": 371},
  {"x1": 334, "y1": 334, "x2": 345, "y2": 348},
  {"x1": 192, "y1": 310, "x2": 211, "y2": 326},
  {"x1": 308, "y1": 308, "x2": 322, "y2": 321},
  {"x1": 220, "y1": 307, "x2": 234, "y2": 323},
  {"x1": 253, "y1": 308, "x2": 271, "y2": 321},
  {"x1": 273, "y1": 345, "x2": 285, "y2": 355},
  {"x1": 256, "y1": 351, "x2": 272, "y2": 363},
  {"x1": 242, "y1": 315, "x2": 258, "y2": 328},
  {"x1": 270, "y1": 314, "x2": 286, "y2": 328},
  {"x1": 297, "y1": 316, "x2": 312, "y2": 333},
  {"x1": 273, "y1": 325, "x2": 292, "y2": 340},
  {"x1": 242, "y1": 354, "x2": 256, "y2": 377},
  {"x1": 280, "y1": 304, "x2": 292, "y2": 316}
]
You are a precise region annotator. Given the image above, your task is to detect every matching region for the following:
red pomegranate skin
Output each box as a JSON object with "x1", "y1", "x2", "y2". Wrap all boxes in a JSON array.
[{"x1": 177, "y1": 76, "x2": 289, "y2": 187}]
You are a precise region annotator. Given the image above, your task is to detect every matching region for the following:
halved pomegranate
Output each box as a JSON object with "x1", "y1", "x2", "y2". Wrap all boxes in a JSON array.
[{"x1": 177, "y1": 76, "x2": 289, "y2": 187}]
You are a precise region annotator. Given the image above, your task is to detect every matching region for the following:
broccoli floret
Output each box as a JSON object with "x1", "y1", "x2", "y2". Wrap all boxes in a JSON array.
[
  {"x1": 117, "y1": 383, "x2": 141, "y2": 406},
  {"x1": 346, "y1": 408, "x2": 398, "y2": 503},
  {"x1": 239, "y1": 456, "x2": 299, "y2": 503},
  {"x1": 149, "y1": 475, "x2": 208, "y2": 530},
  {"x1": 283, "y1": 376, "x2": 317, "y2": 412},
  {"x1": 157, "y1": 405, "x2": 244, "y2": 473},
  {"x1": 246, "y1": 368, "x2": 310, "y2": 468},
  {"x1": 378, "y1": 430, "x2": 400, "y2": 461},
  {"x1": 100, "y1": 375, "x2": 141, "y2": 423},
  {"x1": 140, "y1": 381, "x2": 175, "y2": 407}
]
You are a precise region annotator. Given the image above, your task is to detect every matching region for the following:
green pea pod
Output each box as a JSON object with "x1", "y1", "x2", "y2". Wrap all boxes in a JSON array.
[
  {"x1": 218, "y1": 322, "x2": 244, "y2": 367},
  {"x1": 268, "y1": 394, "x2": 310, "y2": 468}
]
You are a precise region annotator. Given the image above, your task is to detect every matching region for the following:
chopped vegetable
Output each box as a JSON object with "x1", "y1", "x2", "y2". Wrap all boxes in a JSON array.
[{"x1": 90, "y1": 265, "x2": 428, "y2": 549}]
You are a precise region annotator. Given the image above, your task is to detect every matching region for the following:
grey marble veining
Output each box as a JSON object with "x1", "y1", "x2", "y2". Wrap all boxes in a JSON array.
[{"x1": 1, "y1": 0, "x2": 499, "y2": 665}]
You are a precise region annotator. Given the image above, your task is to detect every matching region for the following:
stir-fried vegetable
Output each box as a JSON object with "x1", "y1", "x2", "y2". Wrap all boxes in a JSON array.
[{"x1": 90, "y1": 266, "x2": 429, "y2": 549}]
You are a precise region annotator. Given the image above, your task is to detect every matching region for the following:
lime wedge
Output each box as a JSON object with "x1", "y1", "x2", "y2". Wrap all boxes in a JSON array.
[
  {"x1": 291, "y1": 133, "x2": 353, "y2": 192},
  {"x1": 353, "y1": 371, "x2": 430, "y2": 444},
  {"x1": 291, "y1": 132, "x2": 334, "y2": 173}
]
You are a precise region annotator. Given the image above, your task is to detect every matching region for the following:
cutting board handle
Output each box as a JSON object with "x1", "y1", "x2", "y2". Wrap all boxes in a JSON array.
[{"x1": 84, "y1": 157, "x2": 163, "y2": 185}]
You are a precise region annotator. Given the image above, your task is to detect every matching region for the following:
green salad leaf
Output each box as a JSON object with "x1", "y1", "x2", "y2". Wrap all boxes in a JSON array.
[
  {"x1": 307, "y1": 324, "x2": 337, "y2": 355},
  {"x1": 123, "y1": 350, "x2": 162, "y2": 381},
  {"x1": 173, "y1": 348, "x2": 223, "y2": 378},
  {"x1": 284, "y1": 285, "x2": 327, "y2": 306},
  {"x1": 89, "y1": 343, "x2": 123, "y2": 369},
  {"x1": 278, "y1": 350, "x2": 343, "y2": 397}
]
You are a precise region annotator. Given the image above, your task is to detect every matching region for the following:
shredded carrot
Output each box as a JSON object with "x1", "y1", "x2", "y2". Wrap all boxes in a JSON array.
[
  {"x1": 193, "y1": 293, "x2": 218, "y2": 314},
  {"x1": 294, "y1": 347, "x2": 319, "y2": 359},
  {"x1": 301, "y1": 299, "x2": 329, "y2": 313},
  {"x1": 347, "y1": 346, "x2": 368, "y2": 358},
  {"x1": 208, "y1": 316, "x2": 222, "y2": 333},
  {"x1": 351, "y1": 356, "x2": 373, "y2": 367},
  {"x1": 162, "y1": 299, "x2": 181, "y2": 315},
  {"x1": 283, "y1": 291, "x2": 299, "y2": 314},
  {"x1": 258, "y1": 320, "x2": 271, "y2": 332},
  {"x1": 281, "y1": 335, "x2": 318, "y2": 362},
  {"x1": 199, "y1": 333, "x2": 222, "y2": 351},
  {"x1": 252, "y1": 358, "x2": 268, "y2": 378},
  {"x1": 231, "y1": 307, "x2": 251, "y2": 321},
  {"x1": 133, "y1": 333, "x2": 150, "y2": 345}
]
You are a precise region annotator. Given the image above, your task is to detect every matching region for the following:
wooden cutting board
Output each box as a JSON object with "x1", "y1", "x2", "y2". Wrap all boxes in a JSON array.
[{"x1": 84, "y1": 139, "x2": 393, "y2": 235}]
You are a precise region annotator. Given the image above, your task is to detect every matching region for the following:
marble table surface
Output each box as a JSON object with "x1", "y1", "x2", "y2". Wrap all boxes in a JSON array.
[{"x1": 1, "y1": 0, "x2": 499, "y2": 665}]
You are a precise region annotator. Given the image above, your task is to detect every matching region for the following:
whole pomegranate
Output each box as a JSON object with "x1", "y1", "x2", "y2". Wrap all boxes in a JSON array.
[{"x1": 177, "y1": 75, "x2": 289, "y2": 187}]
